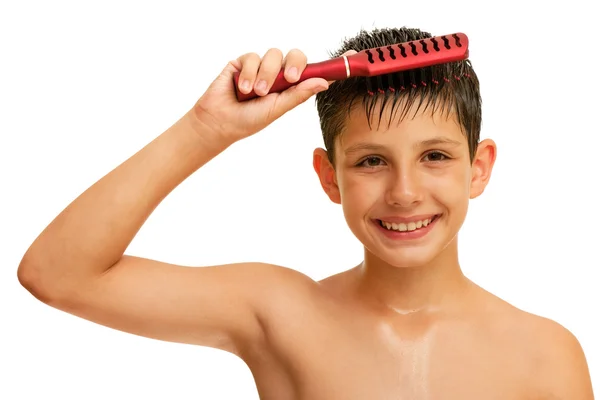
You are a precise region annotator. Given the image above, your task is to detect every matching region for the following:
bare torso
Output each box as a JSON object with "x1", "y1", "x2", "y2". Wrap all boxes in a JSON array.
[{"x1": 239, "y1": 269, "x2": 545, "y2": 400}]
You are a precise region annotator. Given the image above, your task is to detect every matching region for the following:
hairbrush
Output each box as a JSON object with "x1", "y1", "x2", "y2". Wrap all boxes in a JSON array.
[{"x1": 233, "y1": 33, "x2": 469, "y2": 101}]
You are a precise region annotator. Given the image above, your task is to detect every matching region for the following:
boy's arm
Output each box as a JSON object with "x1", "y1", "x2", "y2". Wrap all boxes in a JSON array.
[{"x1": 17, "y1": 49, "x2": 329, "y2": 355}]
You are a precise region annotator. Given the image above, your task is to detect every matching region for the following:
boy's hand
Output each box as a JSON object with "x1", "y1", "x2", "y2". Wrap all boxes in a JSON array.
[{"x1": 191, "y1": 48, "x2": 352, "y2": 143}]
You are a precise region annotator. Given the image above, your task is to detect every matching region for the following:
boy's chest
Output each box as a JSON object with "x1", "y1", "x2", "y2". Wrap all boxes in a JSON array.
[{"x1": 251, "y1": 309, "x2": 533, "y2": 399}]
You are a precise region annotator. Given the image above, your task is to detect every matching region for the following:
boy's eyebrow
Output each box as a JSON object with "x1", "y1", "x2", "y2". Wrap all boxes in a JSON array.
[
  {"x1": 416, "y1": 137, "x2": 464, "y2": 148},
  {"x1": 344, "y1": 143, "x2": 386, "y2": 155},
  {"x1": 343, "y1": 137, "x2": 464, "y2": 155}
]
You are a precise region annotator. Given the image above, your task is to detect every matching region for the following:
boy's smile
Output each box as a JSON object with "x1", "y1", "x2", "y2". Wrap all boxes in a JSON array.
[{"x1": 373, "y1": 213, "x2": 441, "y2": 240}]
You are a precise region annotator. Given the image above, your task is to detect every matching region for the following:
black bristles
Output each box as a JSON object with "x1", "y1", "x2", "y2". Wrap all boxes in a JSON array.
[
  {"x1": 408, "y1": 69, "x2": 417, "y2": 88},
  {"x1": 376, "y1": 75, "x2": 384, "y2": 93},
  {"x1": 358, "y1": 58, "x2": 473, "y2": 131},
  {"x1": 387, "y1": 74, "x2": 395, "y2": 92},
  {"x1": 365, "y1": 77, "x2": 373, "y2": 95},
  {"x1": 397, "y1": 71, "x2": 405, "y2": 90},
  {"x1": 366, "y1": 67, "x2": 436, "y2": 94},
  {"x1": 363, "y1": 61, "x2": 467, "y2": 96}
]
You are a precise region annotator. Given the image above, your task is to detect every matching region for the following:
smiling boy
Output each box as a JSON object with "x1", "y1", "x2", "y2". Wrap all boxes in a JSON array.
[{"x1": 18, "y1": 27, "x2": 594, "y2": 399}]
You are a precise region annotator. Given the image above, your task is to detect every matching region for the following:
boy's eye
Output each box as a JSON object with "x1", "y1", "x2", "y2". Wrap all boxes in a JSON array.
[
  {"x1": 358, "y1": 156, "x2": 384, "y2": 168},
  {"x1": 423, "y1": 151, "x2": 448, "y2": 162}
]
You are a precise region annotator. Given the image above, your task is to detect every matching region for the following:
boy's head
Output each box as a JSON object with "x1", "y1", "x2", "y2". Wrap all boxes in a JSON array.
[{"x1": 313, "y1": 27, "x2": 496, "y2": 269}]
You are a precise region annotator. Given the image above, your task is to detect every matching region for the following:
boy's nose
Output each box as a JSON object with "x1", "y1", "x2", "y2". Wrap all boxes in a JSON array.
[{"x1": 384, "y1": 169, "x2": 423, "y2": 207}]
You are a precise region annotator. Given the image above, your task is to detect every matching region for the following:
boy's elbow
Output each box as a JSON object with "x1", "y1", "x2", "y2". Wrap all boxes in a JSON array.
[{"x1": 18, "y1": 254, "x2": 63, "y2": 305}]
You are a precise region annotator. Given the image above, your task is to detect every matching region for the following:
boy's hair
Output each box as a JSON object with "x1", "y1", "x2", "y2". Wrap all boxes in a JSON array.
[{"x1": 315, "y1": 27, "x2": 481, "y2": 165}]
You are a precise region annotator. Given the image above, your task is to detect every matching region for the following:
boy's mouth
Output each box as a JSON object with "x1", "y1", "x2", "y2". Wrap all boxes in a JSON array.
[{"x1": 377, "y1": 215, "x2": 440, "y2": 233}]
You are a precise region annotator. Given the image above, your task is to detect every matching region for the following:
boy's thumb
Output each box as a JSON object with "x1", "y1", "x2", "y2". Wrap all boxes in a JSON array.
[{"x1": 274, "y1": 78, "x2": 329, "y2": 113}]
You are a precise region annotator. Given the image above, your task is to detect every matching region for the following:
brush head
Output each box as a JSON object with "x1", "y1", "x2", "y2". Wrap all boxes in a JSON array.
[{"x1": 345, "y1": 33, "x2": 470, "y2": 94}]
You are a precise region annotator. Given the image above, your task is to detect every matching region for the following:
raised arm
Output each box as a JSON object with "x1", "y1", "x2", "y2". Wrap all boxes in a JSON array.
[{"x1": 17, "y1": 48, "x2": 329, "y2": 355}]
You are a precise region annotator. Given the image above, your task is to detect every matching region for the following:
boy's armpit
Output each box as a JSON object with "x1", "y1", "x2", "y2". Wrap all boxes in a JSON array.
[{"x1": 528, "y1": 317, "x2": 594, "y2": 399}]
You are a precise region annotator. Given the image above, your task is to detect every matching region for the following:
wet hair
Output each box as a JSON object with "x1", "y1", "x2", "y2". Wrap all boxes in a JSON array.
[{"x1": 315, "y1": 26, "x2": 481, "y2": 165}]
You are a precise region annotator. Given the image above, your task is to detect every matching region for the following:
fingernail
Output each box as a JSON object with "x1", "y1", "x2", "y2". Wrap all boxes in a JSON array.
[
  {"x1": 287, "y1": 66, "x2": 298, "y2": 80},
  {"x1": 256, "y1": 80, "x2": 267, "y2": 93},
  {"x1": 240, "y1": 80, "x2": 251, "y2": 93}
]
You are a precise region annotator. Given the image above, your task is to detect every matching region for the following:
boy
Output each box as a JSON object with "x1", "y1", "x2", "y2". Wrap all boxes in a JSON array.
[{"x1": 17, "y1": 27, "x2": 594, "y2": 399}]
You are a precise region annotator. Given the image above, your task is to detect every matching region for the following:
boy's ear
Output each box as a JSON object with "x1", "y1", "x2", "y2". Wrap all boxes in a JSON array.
[
  {"x1": 470, "y1": 138, "x2": 497, "y2": 199},
  {"x1": 313, "y1": 148, "x2": 341, "y2": 204}
]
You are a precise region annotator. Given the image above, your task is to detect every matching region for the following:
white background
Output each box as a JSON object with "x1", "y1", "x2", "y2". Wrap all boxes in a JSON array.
[{"x1": 1, "y1": 0, "x2": 598, "y2": 398}]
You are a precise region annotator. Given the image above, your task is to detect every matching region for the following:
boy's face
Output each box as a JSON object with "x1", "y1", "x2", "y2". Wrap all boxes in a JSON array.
[{"x1": 313, "y1": 102, "x2": 496, "y2": 268}]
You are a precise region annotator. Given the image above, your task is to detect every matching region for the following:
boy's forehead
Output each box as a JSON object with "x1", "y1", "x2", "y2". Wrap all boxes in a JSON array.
[{"x1": 337, "y1": 103, "x2": 465, "y2": 150}]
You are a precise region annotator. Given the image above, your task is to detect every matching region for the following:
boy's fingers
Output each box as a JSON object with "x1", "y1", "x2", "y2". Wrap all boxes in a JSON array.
[
  {"x1": 282, "y1": 48, "x2": 308, "y2": 83},
  {"x1": 236, "y1": 52, "x2": 261, "y2": 94},
  {"x1": 254, "y1": 48, "x2": 284, "y2": 96},
  {"x1": 234, "y1": 48, "x2": 356, "y2": 95}
]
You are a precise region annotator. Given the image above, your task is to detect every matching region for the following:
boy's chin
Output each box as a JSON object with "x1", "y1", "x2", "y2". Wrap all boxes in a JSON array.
[
  {"x1": 372, "y1": 249, "x2": 442, "y2": 269},
  {"x1": 362, "y1": 237, "x2": 451, "y2": 269}
]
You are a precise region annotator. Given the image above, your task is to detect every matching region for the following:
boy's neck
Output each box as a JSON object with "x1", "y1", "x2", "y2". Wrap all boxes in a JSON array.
[{"x1": 353, "y1": 240, "x2": 472, "y2": 315}]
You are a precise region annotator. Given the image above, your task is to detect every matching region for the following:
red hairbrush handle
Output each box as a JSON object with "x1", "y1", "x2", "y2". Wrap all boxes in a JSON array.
[{"x1": 233, "y1": 57, "x2": 348, "y2": 101}]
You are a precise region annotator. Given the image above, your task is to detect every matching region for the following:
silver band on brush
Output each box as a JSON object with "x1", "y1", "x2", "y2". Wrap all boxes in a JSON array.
[{"x1": 343, "y1": 56, "x2": 350, "y2": 77}]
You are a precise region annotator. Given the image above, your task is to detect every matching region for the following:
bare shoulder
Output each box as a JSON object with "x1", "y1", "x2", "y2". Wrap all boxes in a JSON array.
[
  {"x1": 474, "y1": 288, "x2": 594, "y2": 399},
  {"x1": 245, "y1": 262, "x2": 325, "y2": 321},
  {"x1": 520, "y1": 311, "x2": 594, "y2": 399}
]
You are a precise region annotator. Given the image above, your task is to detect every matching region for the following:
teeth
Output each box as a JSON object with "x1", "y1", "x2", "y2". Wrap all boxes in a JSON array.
[{"x1": 380, "y1": 217, "x2": 435, "y2": 232}]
